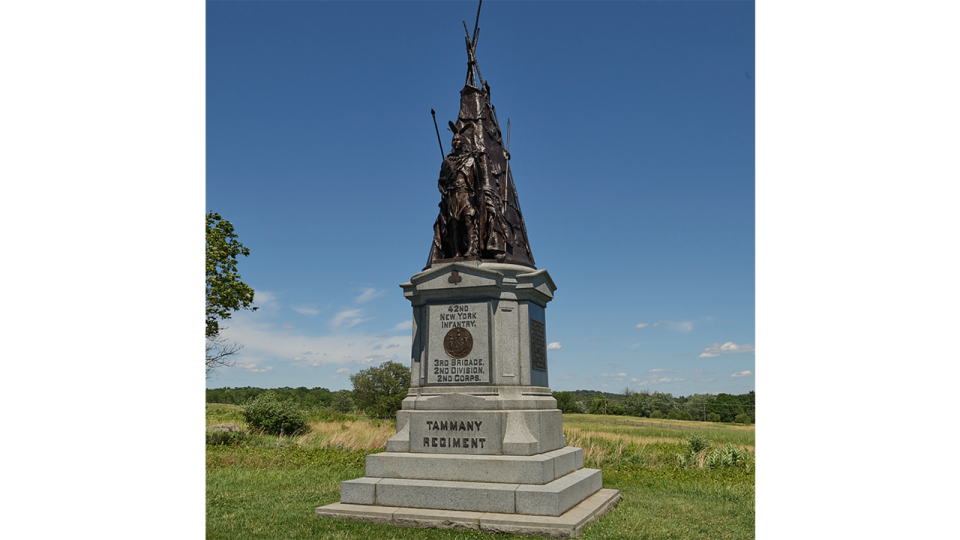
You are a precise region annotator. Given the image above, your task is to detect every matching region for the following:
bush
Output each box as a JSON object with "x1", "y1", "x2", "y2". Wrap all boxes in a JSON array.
[
  {"x1": 735, "y1": 413, "x2": 752, "y2": 425},
  {"x1": 667, "y1": 411, "x2": 682, "y2": 420},
  {"x1": 206, "y1": 430, "x2": 252, "y2": 446},
  {"x1": 678, "y1": 411, "x2": 693, "y2": 421},
  {"x1": 706, "y1": 412, "x2": 721, "y2": 423},
  {"x1": 608, "y1": 403, "x2": 625, "y2": 416},
  {"x1": 686, "y1": 434, "x2": 711, "y2": 454},
  {"x1": 649, "y1": 410, "x2": 665, "y2": 419},
  {"x1": 574, "y1": 401, "x2": 588, "y2": 414},
  {"x1": 706, "y1": 444, "x2": 750, "y2": 469},
  {"x1": 242, "y1": 391, "x2": 309, "y2": 435}
]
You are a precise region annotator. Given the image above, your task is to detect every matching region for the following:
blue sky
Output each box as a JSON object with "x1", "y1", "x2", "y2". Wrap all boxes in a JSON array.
[{"x1": 206, "y1": 1, "x2": 756, "y2": 394}]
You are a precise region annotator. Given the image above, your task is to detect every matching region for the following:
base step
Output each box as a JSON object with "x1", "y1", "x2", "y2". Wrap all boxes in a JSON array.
[
  {"x1": 316, "y1": 488, "x2": 621, "y2": 539},
  {"x1": 341, "y1": 467, "x2": 601, "y2": 516}
]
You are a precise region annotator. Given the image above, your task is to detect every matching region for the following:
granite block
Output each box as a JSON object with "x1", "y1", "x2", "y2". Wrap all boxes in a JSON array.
[
  {"x1": 375, "y1": 478, "x2": 518, "y2": 514},
  {"x1": 365, "y1": 447, "x2": 582, "y2": 484},
  {"x1": 339, "y1": 477, "x2": 380, "y2": 505},
  {"x1": 515, "y1": 468, "x2": 603, "y2": 517}
]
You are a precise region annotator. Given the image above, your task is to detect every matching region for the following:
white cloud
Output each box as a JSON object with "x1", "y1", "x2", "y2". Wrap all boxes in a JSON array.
[
  {"x1": 281, "y1": 324, "x2": 295, "y2": 329},
  {"x1": 291, "y1": 304, "x2": 319, "y2": 316},
  {"x1": 636, "y1": 320, "x2": 692, "y2": 332},
  {"x1": 336, "y1": 367, "x2": 351, "y2": 374},
  {"x1": 392, "y1": 320, "x2": 413, "y2": 331},
  {"x1": 657, "y1": 377, "x2": 685, "y2": 383},
  {"x1": 235, "y1": 362, "x2": 274, "y2": 373},
  {"x1": 600, "y1": 373, "x2": 627, "y2": 377},
  {"x1": 731, "y1": 371, "x2": 753, "y2": 378},
  {"x1": 330, "y1": 309, "x2": 371, "y2": 329},
  {"x1": 649, "y1": 368, "x2": 672, "y2": 373},
  {"x1": 355, "y1": 288, "x2": 384, "y2": 303},
  {"x1": 547, "y1": 342, "x2": 562, "y2": 350},
  {"x1": 698, "y1": 342, "x2": 755, "y2": 358},
  {"x1": 218, "y1": 313, "x2": 409, "y2": 366}
]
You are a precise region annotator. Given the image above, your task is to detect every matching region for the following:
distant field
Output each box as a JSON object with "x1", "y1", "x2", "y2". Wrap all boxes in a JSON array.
[{"x1": 207, "y1": 405, "x2": 754, "y2": 539}]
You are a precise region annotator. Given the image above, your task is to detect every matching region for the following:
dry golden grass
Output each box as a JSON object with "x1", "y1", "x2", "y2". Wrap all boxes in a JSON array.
[
  {"x1": 565, "y1": 426, "x2": 685, "y2": 447},
  {"x1": 296, "y1": 419, "x2": 395, "y2": 450}
]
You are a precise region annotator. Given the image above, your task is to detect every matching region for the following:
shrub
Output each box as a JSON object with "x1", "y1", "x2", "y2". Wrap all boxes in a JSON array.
[
  {"x1": 574, "y1": 401, "x2": 588, "y2": 414},
  {"x1": 206, "y1": 430, "x2": 251, "y2": 446},
  {"x1": 735, "y1": 413, "x2": 752, "y2": 425},
  {"x1": 242, "y1": 391, "x2": 309, "y2": 435},
  {"x1": 678, "y1": 411, "x2": 693, "y2": 421},
  {"x1": 649, "y1": 410, "x2": 665, "y2": 419},
  {"x1": 685, "y1": 434, "x2": 711, "y2": 454},
  {"x1": 332, "y1": 390, "x2": 354, "y2": 414},
  {"x1": 706, "y1": 444, "x2": 750, "y2": 469},
  {"x1": 608, "y1": 403, "x2": 625, "y2": 416},
  {"x1": 706, "y1": 412, "x2": 721, "y2": 423},
  {"x1": 667, "y1": 411, "x2": 682, "y2": 420}
]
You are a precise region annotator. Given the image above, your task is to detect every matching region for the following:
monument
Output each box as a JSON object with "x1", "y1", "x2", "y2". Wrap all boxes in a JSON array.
[{"x1": 315, "y1": 3, "x2": 621, "y2": 537}]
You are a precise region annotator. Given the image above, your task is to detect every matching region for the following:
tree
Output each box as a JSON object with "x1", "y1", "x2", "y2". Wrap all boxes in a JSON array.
[
  {"x1": 589, "y1": 395, "x2": 609, "y2": 415},
  {"x1": 206, "y1": 212, "x2": 257, "y2": 376},
  {"x1": 552, "y1": 391, "x2": 577, "y2": 413},
  {"x1": 349, "y1": 361, "x2": 411, "y2": 418},
  {"x1": 332, "y1": 390, "x2": 355, "y2": 413}
]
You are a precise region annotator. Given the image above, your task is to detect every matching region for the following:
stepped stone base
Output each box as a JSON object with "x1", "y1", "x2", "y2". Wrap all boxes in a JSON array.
[
  {"x1": 316, "y1": 488, "x2": 622, "y2": 538},
  {"x1": 340, "y1": 467, "x2": 602, "y2": 516}
]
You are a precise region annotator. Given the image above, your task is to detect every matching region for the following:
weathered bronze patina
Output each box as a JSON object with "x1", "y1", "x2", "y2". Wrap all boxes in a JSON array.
[{"x1": 427, "y1": 11, "x2": 535, "y2": 269}]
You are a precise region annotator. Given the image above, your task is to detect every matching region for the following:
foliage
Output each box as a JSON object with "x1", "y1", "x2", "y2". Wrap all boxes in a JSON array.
[
  {"x1": 588, "y1": 395, "x2": 609, "y2": 414},
  {"x1": 349, "y1": 361, "x2": 411, "y2": 419},
  {"x1": 331, "y1": 390, "x2": 354, "y2": 413},
  {"x1": 735, "y1": 413, "x2": 752, "y2": 425},
  {"x1": 574, "y1": 400, "x2": 588, "y2": 414},
  {"x1": 650, "y1": 410, "x2": 665, "y2": 419},
  {"x1": 706, "y1": 412, "x2": 721, "y2": 422},
  {"x1": 706, "y1": 392, "x2": 755, "y2": 423},
  {"x1": 706, "y1": 443, "x2": 751, "y2": 470},
  {"x1": 552, "y1": 391, "x2": 577, "y2": 413},
  {"x1": 206, "y1": 430, "x2": 252, "y2": 446},
  {"x1": 686, "y1": 433, "x2": 712, "y2": 454},
  {"x1": 206, "y1": 212, "x2": 257, "y2": 375},
  {"x1": 242, "y1": 391, "x2": 309, "y2": 435},
  {"x1": 208, "y1": 386, "x2": 337, "y2": 409}
]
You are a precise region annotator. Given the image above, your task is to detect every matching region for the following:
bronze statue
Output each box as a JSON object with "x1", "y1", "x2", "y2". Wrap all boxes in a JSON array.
[
  {"x1": 427, "y1": 5, "x2": 536, "y2": 269},
  {"x1": 433, "y1": 126, "x2": 479, "y2": 260}
]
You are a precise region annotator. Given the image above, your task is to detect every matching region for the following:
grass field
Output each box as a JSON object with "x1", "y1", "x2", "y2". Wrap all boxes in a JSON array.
[{"x1": 207, "y1": 405, "x2": 754, "y2": 539}]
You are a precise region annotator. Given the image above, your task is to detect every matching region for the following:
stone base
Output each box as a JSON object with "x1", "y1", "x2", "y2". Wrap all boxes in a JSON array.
[
  {"x1": 341, "y1": 467, "x2": 602, "y2": 516},
  {"x1": 316, "y1": 488, "x2": 622, "y2": 538}
]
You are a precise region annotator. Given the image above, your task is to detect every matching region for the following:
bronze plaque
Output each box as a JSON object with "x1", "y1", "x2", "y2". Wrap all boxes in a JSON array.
[
  {"x1": 443, "y1": 327, "x2": 474, "y2": 358},
  {"x1": 530, "y1": 318, "x2": 547, "y2": 371}
]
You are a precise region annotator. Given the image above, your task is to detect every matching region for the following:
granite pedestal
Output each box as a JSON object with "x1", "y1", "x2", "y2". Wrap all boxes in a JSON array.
[{"x1": 316, "y1": 262, "x2": 620, "y2": 537}]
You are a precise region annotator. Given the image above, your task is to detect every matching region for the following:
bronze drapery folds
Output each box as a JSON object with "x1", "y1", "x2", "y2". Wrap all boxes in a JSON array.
[{"x1": 427, "y1": 7, "x2": 536, "y2": 269}]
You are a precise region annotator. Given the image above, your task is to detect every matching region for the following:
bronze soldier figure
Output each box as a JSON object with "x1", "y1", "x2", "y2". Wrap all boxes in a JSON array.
[{"x1": 432, "y1": 128, "x2": 479, "y2": 260}]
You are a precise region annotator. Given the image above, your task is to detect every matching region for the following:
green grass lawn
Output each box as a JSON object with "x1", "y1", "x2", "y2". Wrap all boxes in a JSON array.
[{"x1": 206, "y1": 406, "x2": 754, "y2": 539}]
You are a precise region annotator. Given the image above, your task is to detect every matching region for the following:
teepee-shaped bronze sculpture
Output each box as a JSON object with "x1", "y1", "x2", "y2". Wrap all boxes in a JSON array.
[{"x1": 427, "y1": 7, "x2": 535, "y2": 269}]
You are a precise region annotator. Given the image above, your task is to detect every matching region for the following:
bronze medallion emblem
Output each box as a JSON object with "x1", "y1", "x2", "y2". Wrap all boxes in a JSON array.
[{"x1": 443, "y1": 327, "x2": 474, "y2": 358}]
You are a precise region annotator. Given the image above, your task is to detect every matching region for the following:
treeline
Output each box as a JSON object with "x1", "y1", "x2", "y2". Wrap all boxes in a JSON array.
[
  {"x1": 553, "y1": 390, "x2": 755, "y2": 424},
  {"x1": 207, "y1": 386, "x2": 353, "y2": 411},
  {"x1": 207, "y1": 386, "x2": 755, "y2": 424}
]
